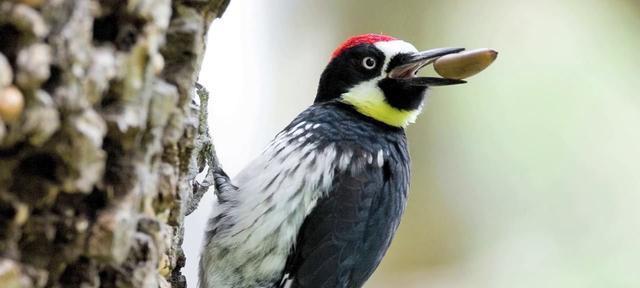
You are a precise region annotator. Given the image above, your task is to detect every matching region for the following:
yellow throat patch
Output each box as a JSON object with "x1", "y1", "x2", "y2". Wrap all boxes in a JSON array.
[{"x1": 340, "y1": 80, "x2": 422, "y2": 128}]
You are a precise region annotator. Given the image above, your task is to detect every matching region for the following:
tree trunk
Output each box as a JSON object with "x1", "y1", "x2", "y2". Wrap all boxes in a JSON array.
[{"x1": 0, "y1": 0, "x2": 228, "y2": 287}]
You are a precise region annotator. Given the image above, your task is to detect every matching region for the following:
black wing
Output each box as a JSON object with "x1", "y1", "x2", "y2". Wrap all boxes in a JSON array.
[{"x1": 281, "y1": 159, "x2": 408, "y2": 288}]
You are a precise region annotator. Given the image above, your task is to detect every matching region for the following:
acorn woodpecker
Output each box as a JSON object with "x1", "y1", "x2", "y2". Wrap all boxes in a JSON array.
[{"x1": 200, "y1": 34, "x2": 466, "y2": 288}]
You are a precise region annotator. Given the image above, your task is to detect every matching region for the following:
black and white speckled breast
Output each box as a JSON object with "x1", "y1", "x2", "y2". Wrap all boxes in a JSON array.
[{"x1": 199, "y1": 102, "x2": 409, "y2": 288}]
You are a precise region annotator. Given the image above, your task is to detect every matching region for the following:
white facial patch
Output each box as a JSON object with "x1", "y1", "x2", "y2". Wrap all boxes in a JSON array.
[{"x1": 374, "y1": 40, "x2": 419, "y2": 75}]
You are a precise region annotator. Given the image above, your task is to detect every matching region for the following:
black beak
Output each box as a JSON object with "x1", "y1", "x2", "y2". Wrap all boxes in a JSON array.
[{"x1": 388, "y1": 47, "x2": 466, "y2": 86}]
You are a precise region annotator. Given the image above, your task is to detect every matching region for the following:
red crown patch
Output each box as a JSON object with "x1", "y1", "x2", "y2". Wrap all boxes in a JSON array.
[{"x1": 331, "y1": 34, "x2": 397, "y2": 59}]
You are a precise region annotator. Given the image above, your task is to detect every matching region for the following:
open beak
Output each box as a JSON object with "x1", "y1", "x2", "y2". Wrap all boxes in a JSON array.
[{"x1": 388, "y1": 47, "x2": 466, "y2": 86}]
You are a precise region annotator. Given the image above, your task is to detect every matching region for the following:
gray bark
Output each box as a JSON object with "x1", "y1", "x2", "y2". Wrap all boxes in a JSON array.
[{"x1": 0, "y1": 0, "x2": 228, "y2": 287}]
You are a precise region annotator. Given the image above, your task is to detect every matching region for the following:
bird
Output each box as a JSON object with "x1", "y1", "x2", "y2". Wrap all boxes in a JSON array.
[{"x1": 199, "y1": 33, "x2": 466, "y2": 288}]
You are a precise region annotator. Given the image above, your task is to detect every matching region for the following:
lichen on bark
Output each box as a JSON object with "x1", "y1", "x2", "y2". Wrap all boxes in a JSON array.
[{"x1": 0, "y1": 0, "x2": 229, "y2": 287}]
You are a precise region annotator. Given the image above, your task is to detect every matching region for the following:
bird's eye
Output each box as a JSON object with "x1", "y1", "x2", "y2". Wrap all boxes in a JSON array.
[{"x1": 362, "y1": 57, "x2": 376, "y2": 69}]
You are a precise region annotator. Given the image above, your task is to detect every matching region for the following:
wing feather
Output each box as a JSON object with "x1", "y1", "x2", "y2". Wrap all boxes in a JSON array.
[{"x1": 282, "y1": 158, "x2": 407, "y2": 288}]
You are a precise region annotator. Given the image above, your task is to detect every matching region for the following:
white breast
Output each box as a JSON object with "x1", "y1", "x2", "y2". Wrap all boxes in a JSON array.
[{"x1": 199, "y1": 122, "x2": 339, "y2": 288}]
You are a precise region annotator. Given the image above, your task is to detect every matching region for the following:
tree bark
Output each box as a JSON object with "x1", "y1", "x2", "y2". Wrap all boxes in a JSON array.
[{"x1": 0, "y1": 0, "x2": 228, "y2": 287}]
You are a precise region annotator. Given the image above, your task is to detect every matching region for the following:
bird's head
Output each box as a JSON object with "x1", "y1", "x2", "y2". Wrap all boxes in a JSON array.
[{"x1": 315, "y1": 34, "x2": 465, "y2": 128}]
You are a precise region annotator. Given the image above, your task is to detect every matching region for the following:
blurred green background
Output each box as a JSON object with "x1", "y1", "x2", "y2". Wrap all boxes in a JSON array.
[{"x1": 186, "y1": 0, "x2": 640, "y2": 287}]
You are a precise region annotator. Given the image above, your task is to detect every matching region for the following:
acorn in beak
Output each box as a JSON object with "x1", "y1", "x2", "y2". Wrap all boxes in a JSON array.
[{"x1": 388, "y1": 48, "x2": 498, "y2": 86}]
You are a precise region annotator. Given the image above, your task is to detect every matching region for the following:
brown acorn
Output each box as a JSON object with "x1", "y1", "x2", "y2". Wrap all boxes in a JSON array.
[{"x1": 434, "y1": 48, "x2": 498, "y2": 80}]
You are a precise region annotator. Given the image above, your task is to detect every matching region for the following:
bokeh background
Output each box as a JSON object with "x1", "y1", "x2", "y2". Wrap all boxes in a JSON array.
[{"x1": 184, "y1": 0, "x2": 640, "y2": 287}]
